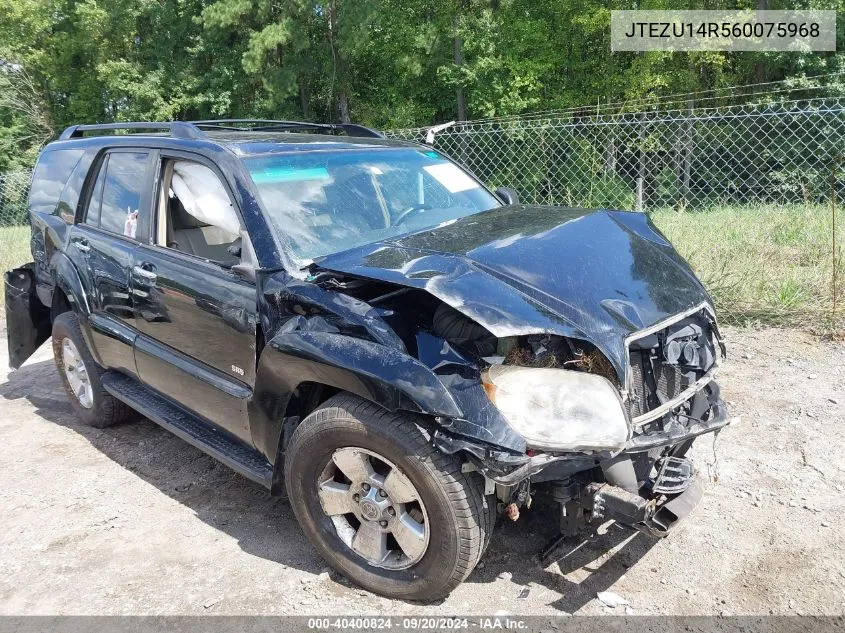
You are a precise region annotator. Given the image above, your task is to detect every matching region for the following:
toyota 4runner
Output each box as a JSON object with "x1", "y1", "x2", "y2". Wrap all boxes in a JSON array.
[{"x1": 5, "y1": 119, "x2": 728, "y2": 601}]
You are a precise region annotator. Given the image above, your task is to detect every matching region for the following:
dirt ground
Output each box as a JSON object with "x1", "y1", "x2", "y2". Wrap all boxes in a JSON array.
[{"x1": 0, "y1": 325, "x2": 843, "y2": 616}]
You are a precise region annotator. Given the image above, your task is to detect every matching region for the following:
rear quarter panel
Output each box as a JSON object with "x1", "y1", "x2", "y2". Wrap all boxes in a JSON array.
[{"x1": 5, "y1": 146, "x2": 97, "y2": 369}]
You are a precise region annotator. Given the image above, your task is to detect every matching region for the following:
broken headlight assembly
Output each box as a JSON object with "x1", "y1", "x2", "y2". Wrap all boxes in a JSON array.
[{"x1": 481, "y1": 365, "x2": 632, "y2": 452}]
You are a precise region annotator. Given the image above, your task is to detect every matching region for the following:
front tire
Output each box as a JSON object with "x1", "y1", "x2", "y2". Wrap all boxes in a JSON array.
[
  {"x1": 284, "y1": 394, "x2": 492, "y2": 601},
  {"x1": 52, "y1": 311, "x2": 135, "y2": 428}
]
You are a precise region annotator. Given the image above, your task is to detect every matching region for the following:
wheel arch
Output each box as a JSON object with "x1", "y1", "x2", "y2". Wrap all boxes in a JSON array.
[
  {"x1": 50, "y1": 251, "x2": 91, "y2": 318},
  {"x1": 250, "y1": 331, "x2": 463, "y2": 493},
  {"x1": 280, "y1": 390, "x2": 492, "y2": 600},
  {"x1": 51, "y1": 285, "x2": 72, "y2": 320},
  {"x1": 49, "y1": 251, "x2": 103, "y2": 365}
]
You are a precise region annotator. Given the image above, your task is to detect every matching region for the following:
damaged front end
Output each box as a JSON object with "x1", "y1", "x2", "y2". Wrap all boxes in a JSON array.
[
  {"x1": 438, "y1": 302, "x2": 728, "y2": 543},
  {"x1": 302, "y1": 206, "x2": 729, "y2": 542}
]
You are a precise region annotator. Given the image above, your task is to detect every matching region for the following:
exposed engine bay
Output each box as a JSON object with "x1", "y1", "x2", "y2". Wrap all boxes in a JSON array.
[{"x1": 432, "y1": 302, "x2": 621, "y2": 384}]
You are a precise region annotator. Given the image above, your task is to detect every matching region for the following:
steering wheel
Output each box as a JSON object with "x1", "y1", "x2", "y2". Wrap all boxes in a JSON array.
[{"x1": 393, "y1": 203, "x2": 431, "y2": 225}]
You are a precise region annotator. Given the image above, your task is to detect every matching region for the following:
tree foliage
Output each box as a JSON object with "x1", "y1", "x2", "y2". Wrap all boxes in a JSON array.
[{"x1": 1, "y1": 0, "x2": 844, "y2": 168}]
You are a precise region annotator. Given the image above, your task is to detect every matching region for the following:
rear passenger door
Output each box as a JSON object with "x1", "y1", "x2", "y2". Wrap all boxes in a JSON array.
[
  {"x1": 70, "y1": 149, "x2": 153, "y2": 375},
  {"x1": 131, "y1": 154, "x2": 258, "y2": 444}
]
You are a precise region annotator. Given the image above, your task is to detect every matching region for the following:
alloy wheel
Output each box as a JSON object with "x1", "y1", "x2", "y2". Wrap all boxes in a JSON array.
[
  {"x1": 61, "y1": 338, "x2": 93, "y2": 409},
  {"x1": 317, "y1": 447, "x2": 430, "y2": 570}
]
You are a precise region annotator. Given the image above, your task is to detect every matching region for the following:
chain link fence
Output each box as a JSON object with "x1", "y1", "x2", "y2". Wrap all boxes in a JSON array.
[
  {"x1": 0, "y1": 171, "x2": 34, "y2": 300},
  {"x1": 4, "y1": 99, "x2": 843, "y2": 220},
  {"x1": 3, "y1": 99, "x2": 842, "y2": 217},
  {"x1": 389, "y1": 99, "x2": 843, "y2": 329},
  {"x1": 0, "y1": 170, "x2": 34, "y2": 294},
  {"x1": 387, "y1": 99, "x2": 845, "y2": 212},
  {"x1": 0, "y1": 171, "x2": 31, "y2": 227}
]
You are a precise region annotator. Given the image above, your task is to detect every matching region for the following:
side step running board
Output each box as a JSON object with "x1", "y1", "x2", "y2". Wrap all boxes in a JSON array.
[{"x1": 102, "y1": 371, "x2": 273, "y2": 487}]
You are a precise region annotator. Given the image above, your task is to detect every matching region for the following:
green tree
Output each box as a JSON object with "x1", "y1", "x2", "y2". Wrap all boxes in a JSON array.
[{"x1": 2, "y1": 0, "x2": 845, "y2": 169}]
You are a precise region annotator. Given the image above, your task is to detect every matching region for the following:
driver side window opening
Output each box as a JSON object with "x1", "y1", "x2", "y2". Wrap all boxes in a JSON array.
[{"x1": 156, "y1": 159, "x2": 243, "y2": 263}]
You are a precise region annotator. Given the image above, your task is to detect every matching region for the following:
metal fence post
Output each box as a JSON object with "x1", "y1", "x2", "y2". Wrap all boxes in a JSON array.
[{"x1": 635, "y1": 177, "x2": 644, "y2": 212}]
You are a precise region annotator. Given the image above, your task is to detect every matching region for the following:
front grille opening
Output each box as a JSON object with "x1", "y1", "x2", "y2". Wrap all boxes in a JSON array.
[{"x1": 626, "y1": 311, "x2": 717, "y2": 422}]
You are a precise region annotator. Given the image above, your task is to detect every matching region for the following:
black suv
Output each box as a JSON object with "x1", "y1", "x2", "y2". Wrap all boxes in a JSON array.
[{"x1": 5, "y1": 120, "x2": 728, "y2": 601}]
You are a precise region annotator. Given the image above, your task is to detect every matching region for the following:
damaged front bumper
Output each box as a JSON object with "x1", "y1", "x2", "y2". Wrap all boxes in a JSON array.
[
  {"x1": 455, "y1": 381, "x2": 728, "y2": 485},
  {"x1": 441, "y1": 381, "x2": 728, "y2": 539},
  {"x1": 628, "y1": 397, "x2": 728, "y2": 451}
]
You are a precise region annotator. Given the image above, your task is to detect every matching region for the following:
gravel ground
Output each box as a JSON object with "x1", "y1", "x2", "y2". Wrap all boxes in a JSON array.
[{"x1": 0, "y1": 325, "x2": 843, "y2": 616}]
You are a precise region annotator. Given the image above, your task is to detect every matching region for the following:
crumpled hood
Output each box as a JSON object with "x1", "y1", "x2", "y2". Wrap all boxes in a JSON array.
[{"x1": 314, "y1": 205, "x2": 714, "y2": 384}]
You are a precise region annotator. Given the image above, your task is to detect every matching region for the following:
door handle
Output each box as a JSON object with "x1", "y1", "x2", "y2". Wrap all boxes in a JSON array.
[
  {"x1": 73, "y1": 239, "x2": 90, "y2": 253},
  {"x1": 133, "y1": 265, "x2": 157, "y2": 281}
]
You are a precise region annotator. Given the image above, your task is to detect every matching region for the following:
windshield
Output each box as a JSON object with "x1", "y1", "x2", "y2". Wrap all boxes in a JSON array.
[{"x1": 244, "y1": 147, "x2": 501, "y2": 263}]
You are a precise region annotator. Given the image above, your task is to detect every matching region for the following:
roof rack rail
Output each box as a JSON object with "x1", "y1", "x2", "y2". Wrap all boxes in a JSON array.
[
  {"x1": 59, "y1": 119, "x2": 384, "y2": 141},
  {"x1": 59, "y1": 121, "x2": 203, "y2": 141},
  {"x1": 191, "y1": 119, "x2": 384, "y2": 138}
]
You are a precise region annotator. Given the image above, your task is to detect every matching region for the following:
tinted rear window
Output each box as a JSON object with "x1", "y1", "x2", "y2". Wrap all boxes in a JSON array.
[{"x1": 28, "y1": 149, "x2": 85, "y2": 217}]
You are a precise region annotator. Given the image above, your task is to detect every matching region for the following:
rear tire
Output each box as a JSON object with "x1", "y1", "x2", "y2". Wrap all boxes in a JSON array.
[
  {"x1": 52, "y1": 312, "x2": 135, "y2": 428},
  {"x1": 284, "y1": 393, "x2": 493, "y2": 601}
]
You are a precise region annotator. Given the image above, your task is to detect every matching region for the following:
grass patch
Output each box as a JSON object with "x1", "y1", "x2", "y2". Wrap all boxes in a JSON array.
[
  {"x1": 651, "y1": 204, "x2": 844, "y2": 332},
  {"x1": 0, "y1": 225, "x2": 33, "y2": 304}
]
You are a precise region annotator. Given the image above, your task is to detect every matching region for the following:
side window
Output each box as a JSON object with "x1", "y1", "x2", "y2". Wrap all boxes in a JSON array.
[
  {"x1": 83, "y1": 156, "x2": 108, "y2": 227},
  {"x1": 99, "y1": 152, "x2": 149, "y2": 238},
  {"x1": 156, "y1": 159, "x2": 243, "y2": 263}
]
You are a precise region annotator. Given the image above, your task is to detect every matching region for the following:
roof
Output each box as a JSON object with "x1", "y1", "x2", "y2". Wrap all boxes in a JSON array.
[
  {"x1": 213, "y1": 132, "x2": 416, "y2": 156},
  {"x1": 52, "y1": 120, "x2": 418, "y2": 156}
]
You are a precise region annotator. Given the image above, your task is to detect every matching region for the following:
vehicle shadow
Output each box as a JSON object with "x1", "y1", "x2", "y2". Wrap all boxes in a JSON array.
[
  {"x1": 0, "y1": 357, "x2": 326, "y2": 579},
  {"x1": 2, "y1": 356, "x2": 658, "y2": 612},
  {"x1": 477, "y1": 495, "x2": 659, "y2": 612}
]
